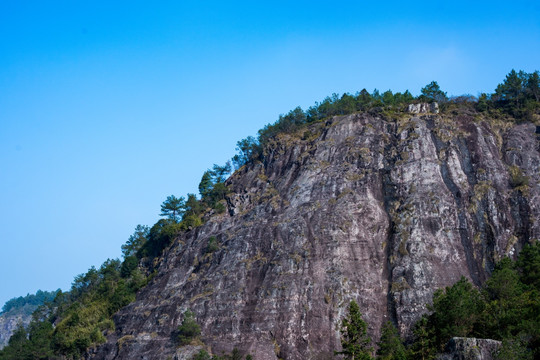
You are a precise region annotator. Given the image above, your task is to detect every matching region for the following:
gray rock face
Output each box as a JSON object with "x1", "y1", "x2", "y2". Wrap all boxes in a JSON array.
[
  {"x1": 0, "y1": 313, "x2": 27, "y2": 349},
  {"x1": 91, "y1": 112, "x2": 540, "y2": 359},
  {"x1": 407, "y1": 102, "x2": 439, "y2": 114},
  {"x1": 437, "y1": 337, "x2": 502, "y2": 360}
]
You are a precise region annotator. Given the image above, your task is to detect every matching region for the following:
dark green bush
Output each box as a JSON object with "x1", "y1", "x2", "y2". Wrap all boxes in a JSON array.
[{"x1": 177, "y1": 310, "x2": 201, "y2": 346}]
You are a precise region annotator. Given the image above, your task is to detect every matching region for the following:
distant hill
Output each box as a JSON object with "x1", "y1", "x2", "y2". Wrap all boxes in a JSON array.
[{"x1": 0, "y1": 290, "x2": 59, "y2": 349}]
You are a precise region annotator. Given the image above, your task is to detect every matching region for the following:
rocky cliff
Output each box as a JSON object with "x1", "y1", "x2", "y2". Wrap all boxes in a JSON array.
[
  {"x1": 91, "y1": 108, "x2": 540, "y2": 359},
  {"x1": 0, "y1": 313, "x2": 29, "y2": 350}
]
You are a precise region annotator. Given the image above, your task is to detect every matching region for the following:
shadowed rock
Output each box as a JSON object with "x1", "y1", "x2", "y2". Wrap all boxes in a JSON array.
[{"x1": 437, "y1": 337, "x2": 501, "y2": 360}]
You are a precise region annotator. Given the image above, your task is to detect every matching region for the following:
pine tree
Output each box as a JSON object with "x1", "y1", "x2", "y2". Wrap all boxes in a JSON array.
[
  {"x1": 376, "y1": 321, "x2": 407, "y2": 360},
  {"x1": 336, "y1": 300, "x2": 373, "y2": 360},
  {"x1": 160, "y1": 195, "x2": 185, "y2": 222},
  {"x1": 420, "y1": 81, "x2": 448, "y2": 103}
]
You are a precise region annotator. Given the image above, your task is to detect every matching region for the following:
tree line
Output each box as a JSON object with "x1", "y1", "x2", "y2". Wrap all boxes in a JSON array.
[
  {"x1": 1, "y1": 290, "x2": 59, "y2": 317},
  {"x1": 232, "y1": 69, "x2": 540, "y2": 169}
]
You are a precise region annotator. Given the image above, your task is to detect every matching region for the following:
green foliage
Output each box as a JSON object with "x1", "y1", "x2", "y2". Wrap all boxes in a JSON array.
[
  {"x1": 1, "y1": 290, "x2": 59, "y2": 316},
  {"x1": 420, "y1": 81, "x2": 448, "y2": 103},
  {"x1": 476, "y1": 93, "x2": 491, "y2": 112},
  {"x1": 228, "y1": 70, "x2": 540, "y2": 172},
  {"x1": 192, "y1": 349, "x2": 212, "y2": 360},
  {"x1": 0, "y1": 324, "x2": 28, "y2": 359},
  {"x1": 516, "y1": 242, "x2": 540, "y2": 290},
  {"x1": 199, "y1": 163, "x2": 232, "y2": 204},
  {"x1": 496, "y1": 335, "x2": 533, "y2": 360},
  {"x1": 229, "y1": 347, "x2": 242, "y2": 360},
  {"x1": 407, "y1": 315, "x2": 435, "y2": 360},
  {"x1": 0, "y1": 252, "x2": 148, "y2": 359},
  {"x1": 493, "y1": 69, "x2": 540, "y2": 118},
  {"x1": 26, "y1": 319, "x2": 55, "y2": 359},
  {"x1": 206, "y1": 236, "x2": 219, "y2": 253},
  {"x1": 121, "y1": 224, "x2": 149, "y2": 258},
  {"x1": 232, "y1": 136, "x2": 262, "y2": 169},
  {"x1": 376, "y1": 321, "x2": 406, "y2": 360},
  {"x1": 184, "y1": 193, "x2": 204, "y2": 217},
  {"x1": 120, "y1": 255, "x2": 138, "y2": 278},
  {"x1": 495, "y1": 70, "x2": 526, "y2": 108},
  {"x1": 336, "y1": 300, "x2": 373, "y2": 360},
  {"x1": 428, "y1": 276, "x2": 483, "y2": 350},
  {"x1": 509, "y1": 165, "x2": 529, "y2": 189},
  {"x1": 138, "y1": 219, "x2": 182, "y2": 259},
  {"x1": 213, "y1": 201, "x2": 226, "y2": 214},
  {"x1": 177, "y1": 310, "x2": 201, "y2": 346},
  {"x1": 160, "y1": 195, "x2": 186, "y2": 222},
  {"x1": 526, "y1": 71, "x2": 540, "y2": 102},
  {"x1": 199, "y1": 171, "x2": 214, "y2": 199},
  {"x1": 479, "y1": 259, "x2": 526, "y2": 339},
  {"x1": 408, "y1": 242, "x2": 540, "y2": 358}
]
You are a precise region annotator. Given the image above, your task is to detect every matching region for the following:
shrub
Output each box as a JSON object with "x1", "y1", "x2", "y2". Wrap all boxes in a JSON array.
[
  {"x1": 206, "y1": 237, "x2": 219, "y2": 253},
  {"x1": 177, "y1": 310, "x2": 201, "y2": 346},
  {"x1": 508, "y1": 165, "x2": 529, "y2": 188}
]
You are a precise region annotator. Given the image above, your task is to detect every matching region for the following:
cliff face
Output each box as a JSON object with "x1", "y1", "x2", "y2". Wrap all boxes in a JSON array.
[
  {"x1": 92, "y1": 110, "x2": 540, "y2": 359},
  {"x1": 0, "y1": 313, "x2": 29, "y2": 350}
]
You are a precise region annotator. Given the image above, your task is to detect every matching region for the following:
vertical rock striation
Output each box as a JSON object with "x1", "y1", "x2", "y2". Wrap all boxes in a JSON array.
[{"x1": 91, "y1": 111, "x2": 540, "y2": 359}]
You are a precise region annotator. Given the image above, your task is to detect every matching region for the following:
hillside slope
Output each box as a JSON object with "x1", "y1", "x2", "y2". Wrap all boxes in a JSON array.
[{"x1": 91, "y1": 108, "x2": 540, "y2": 359}]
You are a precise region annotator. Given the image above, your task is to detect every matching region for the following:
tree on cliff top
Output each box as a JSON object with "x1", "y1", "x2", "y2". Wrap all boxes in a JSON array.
[
  {"x1": 160, "y1": 195, "x2": 185, "y2": 222},
  {"x1": 420, "y1": 81, "x2": 448, "y2": 103}
]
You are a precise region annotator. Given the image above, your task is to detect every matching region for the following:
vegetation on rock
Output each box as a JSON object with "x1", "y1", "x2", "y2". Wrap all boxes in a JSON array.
[{"x1": 1, "y1": 69, "x2": 539, "y2": 359}]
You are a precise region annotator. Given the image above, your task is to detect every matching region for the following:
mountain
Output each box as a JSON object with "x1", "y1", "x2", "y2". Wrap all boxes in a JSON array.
[
  {"x1": 0, "y1": 290, "x2": 59, "y2": 350},
  {"x1": 90, "y1": 105, "x2": 540, "y2": 359}
]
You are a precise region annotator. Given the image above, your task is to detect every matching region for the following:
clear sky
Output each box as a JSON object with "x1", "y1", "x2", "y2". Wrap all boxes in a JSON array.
[{"x1": 1, "y1": 0, "x2": 539, "y2": 308}]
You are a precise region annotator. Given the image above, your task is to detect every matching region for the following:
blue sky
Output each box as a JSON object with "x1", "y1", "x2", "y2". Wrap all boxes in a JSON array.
[{"x1": 0, "y1": 1, "x2": 539, "y2": 307}]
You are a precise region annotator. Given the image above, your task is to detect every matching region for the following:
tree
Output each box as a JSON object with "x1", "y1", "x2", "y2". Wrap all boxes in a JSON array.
[
  {"x1": 0, "y1": 324, "x2": 29, "y2": 359},
  {"x1": 198, "y1": 170, "x2": 214, "y2": 199},
  {"x1": 376, "y1": 321, "x2": 406, "y2": 360},
  {"x1": 477, "y1": 93, "x2": 491, "y2": 112},
  {"x1": 525, "y1": 71, "x2": 540, "y2": 102},
  {"x1": 356, "y1": 89, "x2": 373, "y2": 110},
  {"x1": 121, "y1": 224, "x2": 149, "y2": 258},
  {"x1": 408, "y1": 315, "x2": 435, "y2": 360},
  {"x1": 516, "y1": 242, "x2": 540, "y2": 290},
  {"x1": 428, "y1": 276, "x2": 483, "y2": 350},
  {"x1": 177, "y1": 310, "x2": 201, "y2": 345},
  {"x1": 192, "y1": 350, "x2": 212, "y2": 360},
  {"x1": 420, "y1": 81, "x2": 448, "y2": 103},
  {"x1": 336, "y1": 300, "x2": 373, "y2": 360},
  {"x1": 138, "y1": 219, "x2": 179, "y2": 258},
  {"x1": 160, "y1": 195, "x2": 185, "y2": 222},
  {"x1": 232, "y1": 136, "x2": 261, "y2": 169},
  {"x1": 382, "y1": 90, "x2": 395, "y2": 106},
  {"x1": 120, "y1": 256, "x2": 138, "y2": 278},
  {"x1": 212, "y1": 162, "x2": 232, "y2": 183},
  {"x1": 199, "y1": 163, "x2": 232, "y2": 206},
  {"x1": 496, "y1": 336, "x2": 533, "y2": 360},
  {"x1": 27, "y1": 318, "x2": 54, "y2": 359}
]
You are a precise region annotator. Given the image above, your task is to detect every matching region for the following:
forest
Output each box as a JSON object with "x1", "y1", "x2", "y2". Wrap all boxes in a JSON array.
[{"x1": 0, "y1": 69, "x2": 539, "y2": 360}]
